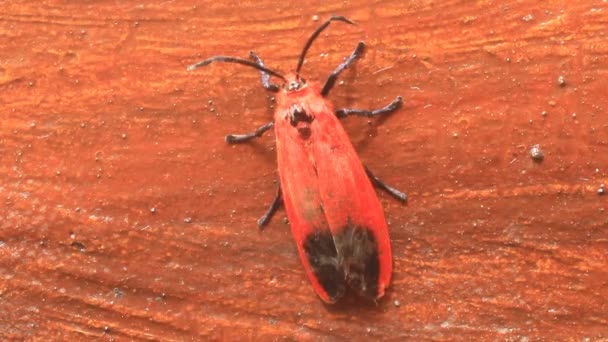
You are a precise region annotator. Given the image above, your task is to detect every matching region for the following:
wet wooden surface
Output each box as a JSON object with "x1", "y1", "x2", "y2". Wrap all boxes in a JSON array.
[{"x1": 1, "y1": 1, "x2": 607, "y2": 340}]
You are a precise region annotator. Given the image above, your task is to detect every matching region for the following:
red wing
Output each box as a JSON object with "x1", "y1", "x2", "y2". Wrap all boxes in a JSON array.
[
  {"x1": 308, "y1": 98, "x2": 392, "y2": 300},
  {"x1": 274, "y1": 89, "x2": 392, "y2": 303},
  {"x1": 274, "y1": 110, "x2": 342, "y2": 303}
]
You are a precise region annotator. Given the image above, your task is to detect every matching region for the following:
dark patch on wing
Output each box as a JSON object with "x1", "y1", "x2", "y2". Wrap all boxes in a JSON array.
[
  {"x1": 303, "y1": 220, "x2": 380, "y2": 302},
  {"x1": 334, "y1": 223, "x2": 380, "y2": 299},
  {"x1": 303, "y1": 230, "x2": 345, "y2": 301}
]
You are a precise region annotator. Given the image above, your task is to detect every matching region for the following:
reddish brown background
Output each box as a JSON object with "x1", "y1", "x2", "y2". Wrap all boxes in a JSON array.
[{"x1": 1, "y1": 0, "x2": 607, "y2": 340}]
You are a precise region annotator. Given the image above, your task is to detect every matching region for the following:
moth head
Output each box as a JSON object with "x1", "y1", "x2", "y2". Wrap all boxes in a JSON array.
[{"x1": 285, "y1": 74, "x2": 306, "y2": 92}]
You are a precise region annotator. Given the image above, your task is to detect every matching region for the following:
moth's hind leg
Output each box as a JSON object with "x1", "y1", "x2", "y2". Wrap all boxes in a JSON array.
[
  {"x1": 364, "y1": 166, "x2": 407, "y2": 202},
  {"x1": 257, "y1": 185, "x2": 283, "y2": 228}
]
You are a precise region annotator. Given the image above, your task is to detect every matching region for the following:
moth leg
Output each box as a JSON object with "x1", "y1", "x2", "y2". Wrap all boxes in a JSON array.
[
  {"x1": 225, "y1": 121, "x2": 274, "y2": 143},
  {"x1": 364, "y1": 165, "x2": 407, "y2": 202},
  {"x1": 336, "y1": 96, "x2": 403, "y2": 119},
  {"x1": 321, "y1": 41, "x2": 365, "y2": 97},
  {"x1": 249, "y1": 51, "x2": 280, "y2": 92},
  {"x1": 258, "y1": 185, "x2": 283, "y2": 228}
]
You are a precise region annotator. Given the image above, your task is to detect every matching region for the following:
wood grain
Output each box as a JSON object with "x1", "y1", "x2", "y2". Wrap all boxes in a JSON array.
[{"x1": 1, "y1": 1, "x2": 607, "y2": 340}]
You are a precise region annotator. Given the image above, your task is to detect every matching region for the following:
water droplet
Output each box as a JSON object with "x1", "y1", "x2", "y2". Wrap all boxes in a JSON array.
[{"x1": 529, "y1": 144, "x2": 544, "y2": 162}]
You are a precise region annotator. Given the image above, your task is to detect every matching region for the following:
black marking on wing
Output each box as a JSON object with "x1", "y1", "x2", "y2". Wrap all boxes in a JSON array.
[
  {"x1": 335, "y1": 223, "x2": 380, "y2": 299},
  {"x1": 303, "y1": 230, "x2": 345, "y2": 301},
  {"x1": 303, "y1": 220, "x2": 380, "y2": 302}
]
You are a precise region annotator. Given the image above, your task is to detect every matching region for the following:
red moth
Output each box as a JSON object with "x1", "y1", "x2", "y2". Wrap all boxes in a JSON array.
[{"x1": 188, "y1": 16, "x2": 406, "y2": 303}]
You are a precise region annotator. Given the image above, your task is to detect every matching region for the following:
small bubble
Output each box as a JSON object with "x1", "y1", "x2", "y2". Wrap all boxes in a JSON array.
[
  {"x1": 529, "y1": 144, "x2": 544, "y2": 162},
  {"x1": 522, "y1": 14, "x2": 534, "y2": 22},
  {"x1": 183, "y1": 217, "x2": 193, "y2": 223},
  {"x1": 71, "y1": 241, "x2": 86, "y2": 251},
  {"x1": 557, "y1": 75, "x2": 566, "y2": 87},
  {"x1": 598, "y1": 184, "x2": 606, "y2": 195},
  {"x1": 312, "y1": 15, "x2": 319, "y2": 21},
  {"x1": 150, "y1": 207, "x2": 157, "y2": 213},
  {"x1": 393, "y1": 299, "x2": 401, "y2": 307},
  {"x1": 113, "y1": 288, "x2": 124, "y2": 298},
  {"x1": 121, "y1": 133, "x2": 127, "y2": 139}
]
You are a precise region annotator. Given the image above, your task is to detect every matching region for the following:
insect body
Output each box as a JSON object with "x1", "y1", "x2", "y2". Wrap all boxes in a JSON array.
[{"x1": 189, "y1": 16, "x2": 406, "y2": 303}]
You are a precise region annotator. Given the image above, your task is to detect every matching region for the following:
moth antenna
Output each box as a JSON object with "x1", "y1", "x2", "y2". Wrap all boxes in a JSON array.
[
  {"x1": 188, "y1": 56, "x2": 286, "y2": 82},
  {"x1": 295, "y1": 15, "x2": 356, "y2": 79}
]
